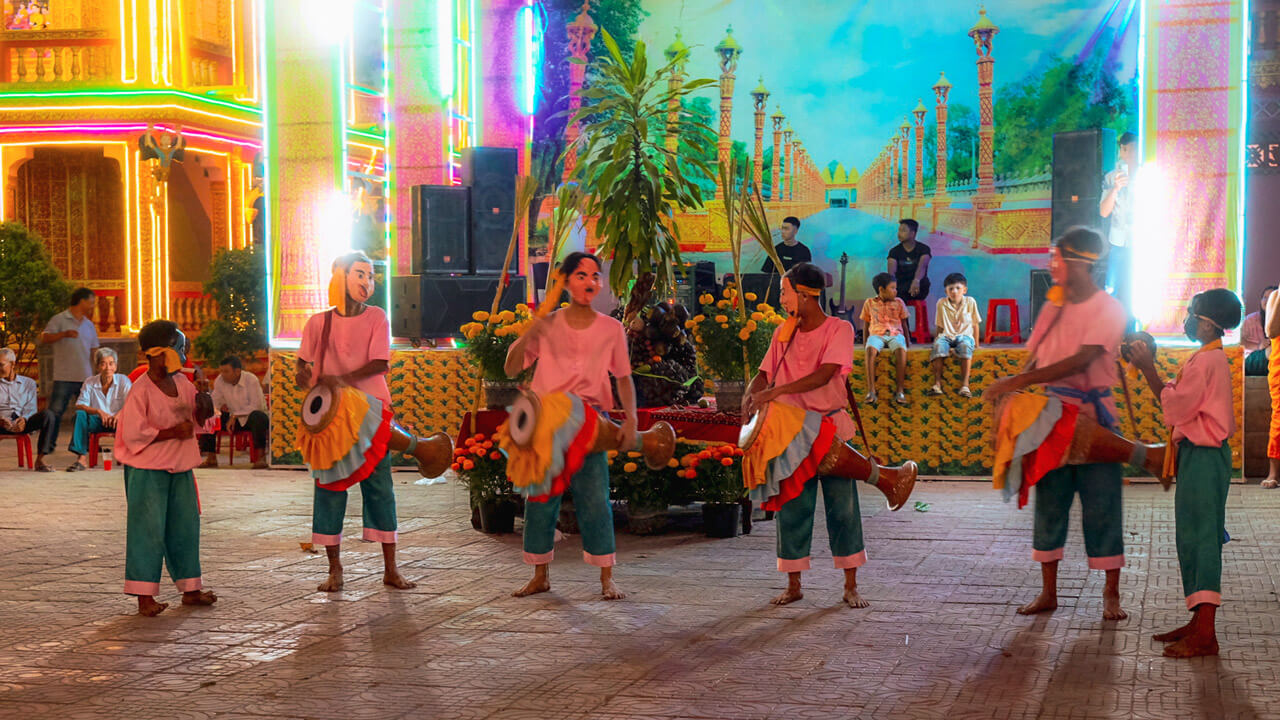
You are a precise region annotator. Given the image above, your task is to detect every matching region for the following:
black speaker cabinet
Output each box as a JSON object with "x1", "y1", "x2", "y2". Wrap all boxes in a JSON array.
[
  {"x1": 391, "y1": 275, "x2": 527, "y2": 339},
  {"x1": 1029, "y1": 268, "x2": 1053, "y2": 331},
  {"x1": 410, "y1": 185, "x2": 471, "y2": 274},
  {"x1": 1050, "y1": 128, "x2": 1116, "y2": 241},
  {"x1": 462, "y1": 147, "x2": 518, "y2": 275}
]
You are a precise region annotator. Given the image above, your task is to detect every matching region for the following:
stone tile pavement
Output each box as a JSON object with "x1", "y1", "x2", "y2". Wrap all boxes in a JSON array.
[{"x1": 1, "y1": 454, "x2": 1279, "y2": 719}]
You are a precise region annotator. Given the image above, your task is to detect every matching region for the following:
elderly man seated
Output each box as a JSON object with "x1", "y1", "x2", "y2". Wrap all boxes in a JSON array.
[
  {"x1": 197, "y1": 355, "x2": 268, "y2": 469},
  {"x1": 66, "y1": 347, "x2": 132, "y2": 471},
  {"x1": 0, "y1": 347, "x2": 59, "y2": 471}
]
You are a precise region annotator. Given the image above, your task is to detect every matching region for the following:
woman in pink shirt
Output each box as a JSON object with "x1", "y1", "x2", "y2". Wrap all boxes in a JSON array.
[
  {"x1": 1130, "y1": 288, "x2": 1242, "y2": 658},
  {"x1": 744, "y1": 262, "x2": 870, "y2": 609},
  {"x1": 504, "y1": 252, "x2": 636, "y2": 601},
  {"x1": 116, "y1": 320, "x2": 217, "y2": 616}
]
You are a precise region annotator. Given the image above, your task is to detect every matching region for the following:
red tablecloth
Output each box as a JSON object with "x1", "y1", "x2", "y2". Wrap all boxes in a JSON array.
[{"x1": 457, "y1": 405, "x2": 742, "y2": 446}]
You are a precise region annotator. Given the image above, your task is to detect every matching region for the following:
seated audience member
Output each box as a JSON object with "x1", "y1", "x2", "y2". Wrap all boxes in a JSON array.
[
  {"x1": 66, "y1": 347, "x2": 132, "y2": 471},
  {"x1": 929, "y1": 273, "x2": 982, "y2": 398},
  {"x1": 197, "y1": 356, "x2": 268, "y2": 469},
  {"x1": 0, "y1": 347, "x2": 58, "y2": 471},
  {"x1": 1243, "y1": 286, "x2": 1276, "y2": 377},
  {"x1": 860, "y1": 273, "x2": 910, "y2": 406}
]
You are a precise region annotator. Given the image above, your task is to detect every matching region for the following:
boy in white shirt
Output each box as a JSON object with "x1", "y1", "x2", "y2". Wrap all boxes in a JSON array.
[{"x1": 928, "y1": 272, "x2": 982, "y2": 398}]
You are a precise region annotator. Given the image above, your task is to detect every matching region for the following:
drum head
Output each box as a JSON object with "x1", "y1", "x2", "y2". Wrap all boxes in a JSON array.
[
  {"x1": 507, "y1": 391, "x2": 541, "y2": 448},
  {"x1": 301, "y1": 384, "x2": 338, "y2": 435},
  {"x1": 738, "y1": 404, "x2": 769, "y2": 449}
]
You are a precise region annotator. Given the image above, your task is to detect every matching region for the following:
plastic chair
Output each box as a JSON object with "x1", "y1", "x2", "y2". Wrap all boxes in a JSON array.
[
  {"x1": 215, "y1": 429, "x2": 261, "y2": 465},
  {"x1": 983, "y1": 299, "x2": 1023, "y2": 344},
  {"x1": 87, "y1": 432, "x2": 115, "y2": 468},
  {"x1": 0, "y1": 434, "x2": 33, "y2": 468},
  {"x1": 905, "y1": 299, "x2": 932, "y2": 344}
]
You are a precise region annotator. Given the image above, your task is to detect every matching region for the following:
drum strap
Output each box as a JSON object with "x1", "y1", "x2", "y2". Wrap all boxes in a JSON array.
[
  {"x1": 843, "y1": 381, "x2": 880, "y2": 464},
  {"x1": 1116, "y1": 360, "x2": 1141, "y2": 440},
  {"x1": 316, "y1": 310, "x2": 335, "y2": 378}
]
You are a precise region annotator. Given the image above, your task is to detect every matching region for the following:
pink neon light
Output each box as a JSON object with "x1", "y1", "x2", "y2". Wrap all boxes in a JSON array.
[{"x1": 0, "y1": 124, "x2": 261, "y2": 150}]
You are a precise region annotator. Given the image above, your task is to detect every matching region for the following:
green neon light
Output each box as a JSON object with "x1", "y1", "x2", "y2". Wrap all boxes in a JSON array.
[
  {"x1": 0, "y1": 88, "x2": 262, "y2": 115},
  {"x1": 347, "y1": 127, "x2": 387, "y2": 142}
]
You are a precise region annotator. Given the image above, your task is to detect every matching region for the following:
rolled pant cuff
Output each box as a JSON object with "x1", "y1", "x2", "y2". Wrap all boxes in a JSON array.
[
  {"x1": 124, "y1": 580, "x2": 161, "y2": 596},
  {"x1": 523, "y1": 550, "x2": 554, "y2": 565},
  {"x1": 777, "y1": 556, "x2": 812, "y2": 572},
  {"x1": 833, "y1": 550, "x2": 868, "y2": 569},
  {"x1": 362, "y1": 528, "x2": 398, "y2": 544},
  {"x1": 311, "y1": 532, "x2": 343, "y2": 546},
  {"x1": 174, "y1": 577, "x2": 203, "y2": 592},
  {"x1": 1086, "y1": 554, "x2": 1125, "y2": 570},
  {"x1": 1032, "y1": 548, "x2": 1065, "y2": 563},
  {"x1": 583, "y1": 552, "x2": 616, "y2": 567},
  {"x1": 1186, "y1": 590, "x2": 1222, "y2": 609}
]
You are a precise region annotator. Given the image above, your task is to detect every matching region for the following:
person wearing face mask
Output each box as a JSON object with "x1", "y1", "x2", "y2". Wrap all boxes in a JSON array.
[
  {"x1": 296, "y1": 251, "x2": 416, "y2": 594},
  {"x1": 985, "y1": 227, "x2": 1129, "y2": 622},
  {"x1": 115, "y1": 320, "x2": 217, "y2": 616},
  {"x1": 502, "y1": 252, "x2": 636, "y2": 601},
  {"x1": 1126, "y1": 289, "x2": 1240, "y2": 658}
]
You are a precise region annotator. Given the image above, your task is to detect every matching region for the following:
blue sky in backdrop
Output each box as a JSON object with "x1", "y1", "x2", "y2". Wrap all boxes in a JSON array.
[{"x1": 635, "y1": 0, "x2": 1140, "y2": 175}]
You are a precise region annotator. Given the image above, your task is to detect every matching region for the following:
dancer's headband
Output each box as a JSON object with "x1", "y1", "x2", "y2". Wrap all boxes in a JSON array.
[
  {"x1": 1056, "y1": 245, "x2": 1101, "y2": 263},
  {"x1": 143, "y1": 346, "x2": 183, "y2": 374},
  {"x1": 792, "y1": 283, "x2": 822, "y2": 297}
]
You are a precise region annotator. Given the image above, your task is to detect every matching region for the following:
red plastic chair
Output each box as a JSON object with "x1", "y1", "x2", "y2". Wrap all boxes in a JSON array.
[
  {"x1": 87, "y1": 432, "x2": 115, "y2": 468},
  {"x1": 0, "y1": 434, "x2": 33, "y2": 468},
  {"x1": 904, "y1": 299, "x2": 933, "y2": 344},
  {"x1": 983, "y1": 298, "x2": 1023, "y2": 344},
  {"x1": 215, "y1": 429, "x2": 261, "y2": 465}
]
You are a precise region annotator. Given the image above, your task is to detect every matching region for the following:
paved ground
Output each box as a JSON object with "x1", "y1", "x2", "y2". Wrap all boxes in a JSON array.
[{"x1": 2, "y1": 451, "x2": 1279, "y2": 719}]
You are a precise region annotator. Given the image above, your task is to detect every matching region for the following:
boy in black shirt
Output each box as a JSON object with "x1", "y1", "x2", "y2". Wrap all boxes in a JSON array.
[
  {"x1": 888, "y1": 218, "x2": 931, "y2": 302},
  {"x1": 760, "y1": 216, "x2": 811, "y2": 274}
]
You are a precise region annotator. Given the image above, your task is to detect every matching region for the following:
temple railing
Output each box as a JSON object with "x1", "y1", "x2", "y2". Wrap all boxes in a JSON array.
[{"x1": 0, "y1": 30, "x2": 117, "y2": 85}]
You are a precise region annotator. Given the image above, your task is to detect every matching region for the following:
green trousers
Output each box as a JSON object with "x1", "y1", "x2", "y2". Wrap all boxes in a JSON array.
[
  {"x1": 123, "y1": 466, "x2": 203, "y2": 596},
  {"x1": 1175, "y1": 440, "x2": 1231, "y2": 609},
  {"x1": 312, "y1": 455, "x2": 399, "y2": 545},
  {"x1": 776, "y1": 476, "x2": 865, "y2": 572},
  {"x1": 522, "y1": 452, "x2": 616, "y2": 567},
  {"x1": 1032, "y1": 463, "x2": 1124, "y2": 569}
]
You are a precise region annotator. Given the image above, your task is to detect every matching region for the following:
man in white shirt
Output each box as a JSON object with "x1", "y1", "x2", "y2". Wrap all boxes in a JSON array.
[
  {"x1": 66, "y1": 347, "x2": 132, "y2": 471},
  {"x1": 38, "y1": 287, "x2": 98, "y2": 452},
  {"x1": 197, "y1": 355, "x2": 268, "y2": 469},
  {"x1": 0, "y1": 347, "x2": 59, "y2": 471}
]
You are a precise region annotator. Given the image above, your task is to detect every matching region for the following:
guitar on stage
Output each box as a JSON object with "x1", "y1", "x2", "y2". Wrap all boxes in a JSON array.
[{"x1": 828, "y1": 252, "x2": 855, "y2": 324}]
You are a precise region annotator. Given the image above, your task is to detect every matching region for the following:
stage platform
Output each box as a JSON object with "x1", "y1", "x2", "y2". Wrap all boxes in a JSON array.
[{"x1": 268, "y1": 345, "x2": 1245, "y2": 476}]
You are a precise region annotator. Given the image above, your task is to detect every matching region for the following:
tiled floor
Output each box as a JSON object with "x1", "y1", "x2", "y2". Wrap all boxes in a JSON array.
[{"x1": 1, "y1": 458, "x2": 1278, "y2": 719}]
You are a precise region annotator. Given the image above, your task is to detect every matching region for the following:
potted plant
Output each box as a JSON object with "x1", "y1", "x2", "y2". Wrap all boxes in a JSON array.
[
  {"x1": 459, "y1": 307, "x2": 534, "y2": 409},
  {"x1": 688, "y1": 288, "x2": 784, "y2": 410},
  {"x1": 451, "y1": 432, "x2": 519, "y2": 533},
  {"x1": 193, "y1": 246, "x2": 268, "y2": 370},
  {"x1": 608, "y1": 449, "x2": 675, "y2": 535},
  {"x1": 681, "y1": 444, "x2": 747, "y2": 538}
]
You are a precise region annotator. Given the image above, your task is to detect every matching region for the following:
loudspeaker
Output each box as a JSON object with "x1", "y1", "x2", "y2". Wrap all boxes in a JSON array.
[
  {"x1": 462, "y1": 147, "x2": 518, "y2": 275},
  {"x1": 1029, "y1": 268, "x2": 1053, "y2": 330},
  {"x1": 691, "y1": 261, "x2": 717, "y2": 294},
  {"x1": 391, "y1": 275, "x2": 527, "y2": 339},
  {"x1": 1050, "y1": 128, "x2": 1116, "y2": 241},
  {"x1": 410, "y1": 185, "x2": 471, "y2": 274}
]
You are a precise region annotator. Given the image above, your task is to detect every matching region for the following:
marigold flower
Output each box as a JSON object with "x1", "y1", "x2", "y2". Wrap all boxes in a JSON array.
[
  {"x1": 462, "y1": 459, "x2": 475, "y2": 470},
  {"x1": 738, "y1": 328, "x2": 751, "y2": 341},
  {"x1": 721, "y1": 457, "x2": 733, "y2": 466},
  {"x1": 745, "y1": 292, "x2": 758, "y2": 301},
  {"x1": 499, "y1": 310, "x2": 516, "y2": 323},
  {"x1": 667, "y1": 458, "x2": 680, "y2": 468},
  {"x1": 515, "y1": 303, "x2": 530, "y2": 314},
  {"x1": 472, "y1": 311, "x2": 490, "y2": 322},
  {"x1": 714, "y1": 315, "x2": 728, "y2": 324},
  {"x1": 693, "y1": 314, "x2": 706, "y2": 323},
  {"x1": 716, "y1": 300, "x2": 730, "y2": 310},
  {"x1": 489, "y1": 452, "x2": 501, "y2": 460},
  {"x1": 623, "y1": 462, "x2": 639, "y2": 473},
  {"x1": 627, "y1": 451, "x2": 642, "y2": 458},
  {"x1": 751, "y1": 312, "x2": 765, "y2": 321},
  {"x1": 450, "y1": 462, "x2": 461, "y2": 472}
]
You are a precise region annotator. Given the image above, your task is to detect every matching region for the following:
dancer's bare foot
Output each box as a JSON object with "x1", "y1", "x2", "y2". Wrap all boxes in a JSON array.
[
  {"x1": 383, "y1": 571, "x2": 416, "y2": 589},
  {"x1": 317, "y1": 569, "x2": 344, "y2": 592},
  {"x1": 1263, "y1": 477, "x2": 1279, "y2": 489},
  {"x1": 181, "y1": 590, "x2": 217, "y2": 606},
  {"x1": 137, "y1": 596, "x2": 168, "y2": 617},
  {"x1": 1163, "y1": 634, "x2": 1219, "y2": 658},
  {"x1": 1102, "y1": 589, "x2": 1127, "y2": 621},
  {"x1": 512, "y1": 576, "x2": 550, "y2": 597},
  {"x1": 601, "y1": 579, "x2": 625, "y2": 600},
  {"x1": 1153, "y1": 621, "x2": 1195, "y2": 643},
  {"x1": 843, "y1": 587, "x2": 869, "y2": 609},
  {"x1": 1017, "y1": 591, "x2": 1058, "y2": 615}
]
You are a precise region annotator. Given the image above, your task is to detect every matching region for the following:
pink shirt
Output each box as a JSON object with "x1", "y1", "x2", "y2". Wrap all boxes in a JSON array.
[
  {"x1": 524, "y1": 311, "x2": 630, "y2": 410},
  {"x1": 299, "y1": 306, "x2": 392, "y2": 406},
  {"x1": 860, "y1": 297, "x2": 909, "y2": 337},
  {"x1": 1241, "y1": 312, "x2": 1267, "y2": 353},
  {"x1": 1025, "y1": 289, "x2": 1126, "y2": 422},
  {"x1": 1161, "y1": 347, "x2": 1234, "y2": 446},
  {"x1": 761, "y1": 316, "x2": 857, "y2": 441},
  {"x1": 114, "y1": 373, "x2": 204, "y2": 473}
]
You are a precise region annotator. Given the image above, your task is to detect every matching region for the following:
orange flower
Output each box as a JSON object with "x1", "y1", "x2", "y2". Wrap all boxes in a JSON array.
[
  {"x1": 489, "y1": 452, "x2": 501, "y2": 460},
  {"x1": 474, "y1": 434, "x2": 487, "y2": 442},
  {"x1": 721, "y1": 457, "x2": 733, "y2": 466},
  {"x1": 733, "y1": 447, "x2": 744, "y2": 457},
  {"x1": 462, "y1": 459, "x2": 475, "y2": 470},
  {"x1": 719, "y1": 445, "x2": 735, "y2": 454},
  {"x1": 482, "y1": 441, "x2": 494, "y2": 449},
  {"x1": 450, "y1": 462, "x2": 461, "y2": 472},
  {"x1": 471, "y1": 447, "x2": 486, "y2": 456},
  {"x1": 698, "y1": 450, "x2": 712, "y2": 460},
  {"x1": 623, "y1": 462, "x2": 639, "y2": 473},
  {"x1": 465, "y1": 437, "x2": 476, "y2": 447}
]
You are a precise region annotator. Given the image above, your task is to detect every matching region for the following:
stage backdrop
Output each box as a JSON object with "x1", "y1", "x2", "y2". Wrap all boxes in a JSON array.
[{"x1": 529, "y1": 1, "x2": 1239, "y2": 337}]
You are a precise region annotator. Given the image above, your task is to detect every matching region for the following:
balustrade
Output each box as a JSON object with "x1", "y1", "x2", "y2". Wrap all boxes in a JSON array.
[{"x1": 0, "y1": 30, "x2": 116, "y2": 84}]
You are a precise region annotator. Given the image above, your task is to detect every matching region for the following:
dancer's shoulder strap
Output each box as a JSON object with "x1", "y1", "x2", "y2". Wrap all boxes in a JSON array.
[{"x1": 316, "y1": 309, "x2": 335, "y2": 378}]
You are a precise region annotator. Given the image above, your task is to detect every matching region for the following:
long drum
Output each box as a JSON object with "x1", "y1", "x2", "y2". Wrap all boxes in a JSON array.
[
  {"x1": 506, "y1": 390, "x2": 676, "y2": 470},
  {"x1": 300, "y1": 383, "x2": 453, "y2": 480},
  {"x1": 740, "y1": 402, "x2": 918, "y2": 511}
]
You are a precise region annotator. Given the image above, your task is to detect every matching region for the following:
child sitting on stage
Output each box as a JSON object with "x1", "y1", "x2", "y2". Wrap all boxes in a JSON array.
[
  {"x1": 1128, "y1": 288, "x2": 1242, "y2": 658},
  {"x1": 745, "y1": 262, "x2": 868, "y2": 608},
  {"x1": 928, "y1": 272, "x2": 981, "y2": 398},
  {"x1": 115, "y1": 320, "x2": 217, "y2": 616},
  {"x1": 503, "y1": 251, "x2": 636, "y2": 600},
  {"x1": 860, "y1": 272, "x2": 910, "y2": 405}
]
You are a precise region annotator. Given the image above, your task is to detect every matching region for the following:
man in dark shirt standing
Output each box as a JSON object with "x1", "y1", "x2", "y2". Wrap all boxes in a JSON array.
[
  {"x1": 888, "y1": 218, "x2": 932, "y2": 301},
  {"x1": 760, "y1": 216, "x2": 811, "y2": 274}
]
